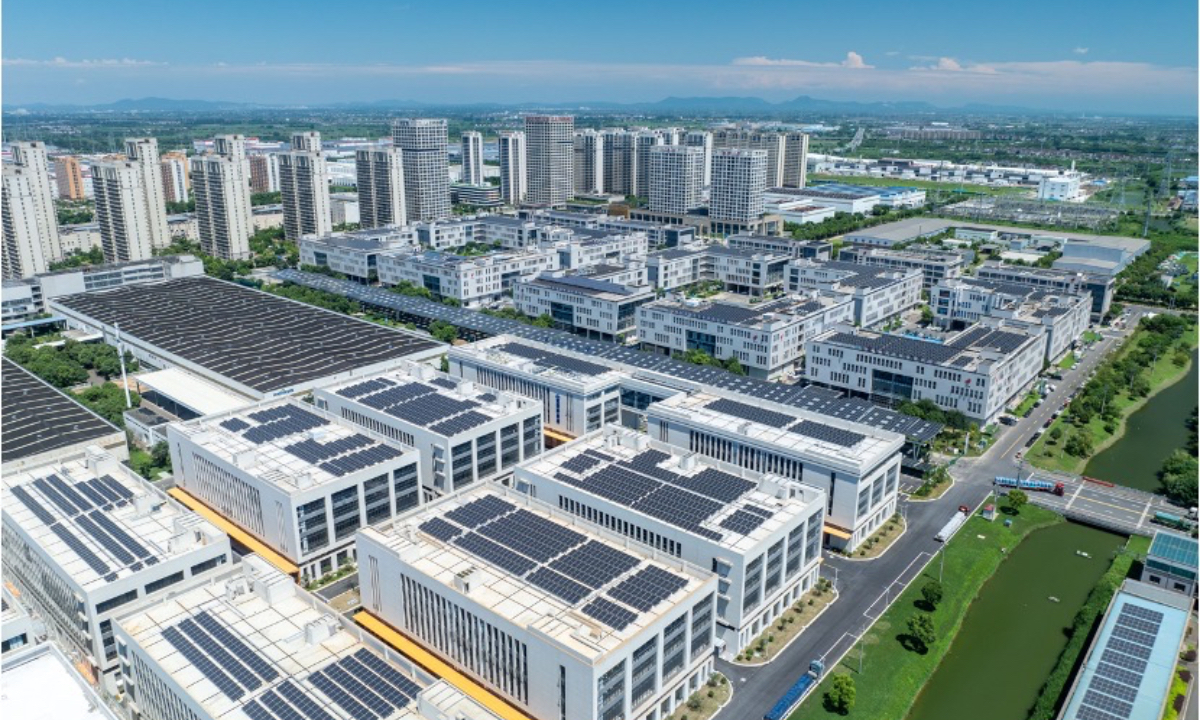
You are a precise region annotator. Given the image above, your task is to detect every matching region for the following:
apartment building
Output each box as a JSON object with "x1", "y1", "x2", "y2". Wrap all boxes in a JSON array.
[
  {"x1": 248, "y1": 152, "x2": 280, "y2": 193},
  {"x1": 55, "y1": 154, "x2": 86, "y2": 200},
  {"x1": 93, "y1": 162, "x2": 160, "y2": 262},
  {"x1": 710, "y1": 149, "x2": 767, "y2": 234},
  {"x1": 782, "y1": 132, "x2": 809, "y2": 188},
  {"x1": 648, "y1": 145, "x2": 705, "y2": 215},
  {"x1": 646, "y1": 392, "x2": 902, "y2": 553},
  {"x1": 712, "y1": 127, "x2": 786, "y2": 187},
  {"x1": 602, "y1": 129, "x2": 638, "y2": 195},
  {"x1": 838, "y1": 245, "x2": 968, "y2": 291},
  {"x1": 805, "y1": 321, "x2": 1048, "y2": 425},
  {"x1": 634, "y1": 130, "x2": 666, "y2": 199},
  {"x1": 1, "y1": 448, "x2": 231, "y2": 684},
  {"x1": 159, "y1": 151, "x2": 189, "y2": 204},
  {"x1": 279, "y1": 132, "x2": 332, "y2": 241},
  {"x1": 356, "y1": 483, "x2": 720, "y2": 720},
  {"x1": 449, "y1": 336, "x2": 626, "y2": 438},
  {"x1": 514, "y1": 273, "x2": 655, "y2": 341},
  {"x1": 517, "y1": 425, "x2": 826, "y2": 654},
  {"x1": 167, "y1": 398, "x2": 422, "y2": 582},
  {"x1": 299, "y1": 226, "x2": 416, "y2": 282},
  {"x1": 356, "y1": 147, "x2": 407, "y2": 229},
  {"x1": 975, "y1": 260, "x2": 1115, "y2": 320},
  {"x1": 123, "y1": 138, "x2": 172, "y2": 249},
  {"x1": 786, "y1": 259, "x2": 923, "y2": 327},
  {"x1": 378, "y1": 248, "x2": 558, "y2": 307},
  {"x1": 497, "y1": 130, "x2": 527, "y2": 205},
  {"x1": 684, "y1": 130, "x2": 714, "y2": 186},
  {"x1": 574, "y1": 129, "x2": 604, "y2": 195},
  {"x1": 314, "y1": 361, "x2": 544, "y2": 497},
  {"x1": 191, "y1": 134, "x2": 255, "y2": 259},
  {"x1": 460, "y1": 130, "x2": 485, "y2": 186},
  {"x1": 525, "y1": 115, "x2": 575, "y2": 207},
  {"x1": 3, "y1": 142, "x2": 63, "y2": 278},
  {"x1": 394, "y1": 118, "x2": 451, "y2": 222},
  {"x1": 637, "y1": 293, "x2": 854, "y2": 380}
]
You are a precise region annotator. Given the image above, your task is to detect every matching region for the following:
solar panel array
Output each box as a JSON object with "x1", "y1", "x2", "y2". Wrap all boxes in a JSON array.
[
  {"x1": 788, "y1": 420, "x2": 867, "y2": 448},
  {"x1": 340, "y1": 379, "x2": 494, "y2": 437},
  {"x1": 1, "y1": 358, "x2": 119, "y2": 462},
  {"x1": 1075, "y1": 602, "x2": 1166, "y2": 720},
  {"x1": 416, "y1": 494, "x2": 689, "y2": 629},
  {"x1": 719, "y1": 509, "x2": 768, "y2": 535},
  {"x1": 705, "y1": 398, "x2": 796, "y2": 429},
  {"x1": 276, "y1": 270, "x2": 944, "y2": 441}
]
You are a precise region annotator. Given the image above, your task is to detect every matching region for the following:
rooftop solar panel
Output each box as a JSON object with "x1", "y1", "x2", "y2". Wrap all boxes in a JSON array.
[
  {"x1": 581, "y1": 597, "x2": 637, "y2": 631},
  {"x1": 1, "y1": 359, "x2": 121, "y2": 462}
]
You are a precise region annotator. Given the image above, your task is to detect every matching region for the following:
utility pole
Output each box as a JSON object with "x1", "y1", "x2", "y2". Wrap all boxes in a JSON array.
[{"x1": 116, "y1": 323, "x2": 132, "y2": 409}]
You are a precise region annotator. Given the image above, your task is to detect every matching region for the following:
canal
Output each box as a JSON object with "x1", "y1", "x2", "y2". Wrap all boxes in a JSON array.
[
  {"x1": 906, "y1": 522, "x2": 1126, "y2": 720},
  {"x1": 1083, "y1": 351, "x2": 1198, "y2": 491}
]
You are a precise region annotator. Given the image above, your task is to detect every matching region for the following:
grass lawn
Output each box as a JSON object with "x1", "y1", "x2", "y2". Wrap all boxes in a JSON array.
[
  {"x1": 665, "y1": 673, "x2": 731, "y2": 720},
  {"x1": 1014, "y1": 391, "x2": 1041, "y2": 417},
  {"x1": 1058, "y1": 353, "x2": 1078, "y2": 370},
  {"x1": 1028, "y1": 324, "x2": 1198, "y2": 474},
  {"x1": 736, "y1": 580, "x2": 838, "y2": 664},
  {"x1": 1083, "y1": 330, "x2": 1103, "y2": 344},
  {"x1": 789, "y1": 505, "x2": 1062, "y2": 720}
]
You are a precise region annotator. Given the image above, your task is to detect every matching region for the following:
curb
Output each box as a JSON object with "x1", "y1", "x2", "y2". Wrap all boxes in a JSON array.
[
  {"x1": 704, "y1": 672, "x2": 736, "y2": 720},
  {"x1": 904, "y1": 475, "x2": 957, "y2": 503},
  {"x1": 730, "y1": 587, "x2": 841, "y2": 668},
  {"x1": 840, "y1": 520, "x2": 908, "y2": 563}
]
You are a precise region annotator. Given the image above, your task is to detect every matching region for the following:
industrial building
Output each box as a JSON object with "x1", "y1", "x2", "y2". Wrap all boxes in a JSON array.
[
  {"x1": 516, "y1": 424, "x2": 826, "y2": 654},
  {"x1": 379, "y1": 249, "x2": 558, "y2": 308},
  {"x1": 49, "y1": 276, "x2": 442, "y2": 399},
  {"x1": 786, "y1": 259, "x2": 923, "y2": 327},
  {"x1": 976, "y1": 261, "x2": 1116, "y2": 320},
  {"x1": 805, "y1": 322, "x2": 1047, "y2": 425},
  {"x1": 637, "y1": 293, "x2": 854, "y2": 380},
  {"x1": 1053, "y1": 234, "x2": 1151, "y2": 276},
  {"x1": 1140, "y1": 531, "x2": 1198, "y2": 597},
  {"x1": 514, "y1": 273, "x2": 655, "y2": 341},
  {"x1": 837, "y1": 245, "x2": 968, "y2": 290},
  {"x1": 168, "y1": 398, "x2": 421, "y2": 582},
  {"x1": 2, "y1": 448, "x2": 231, "y2": 683},
  {"x1": 114, "y1": 555, "x2": 502, "y2": 720},
  {"x1": 356, "y1": 483, "x2": 719, "y2": 720},
  {"x1": 299, "y1": 227, "x2": 417, "y2": 283},
  {"x1": 313, "y1": 361, "x2": 544, "y2": 496},
  {"x1": 1, "y1": 642, "x2": 121, "y2": 720}
]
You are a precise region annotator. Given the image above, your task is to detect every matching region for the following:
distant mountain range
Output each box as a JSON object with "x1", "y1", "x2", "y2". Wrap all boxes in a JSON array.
[{"x1": 4, "y1": 94, "x2": 1075, "y2": 116}]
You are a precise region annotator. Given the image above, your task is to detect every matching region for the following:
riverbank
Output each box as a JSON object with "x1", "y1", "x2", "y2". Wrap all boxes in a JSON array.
[
  {"x1": 1028, "y1": 324, "x2": 1197, "y2": 475},
  {"x1": 1026, "y1": 535, "x2": 1150, "y2": 720},
  {"x1": 789, "y1": 504, "x2": 1062, "y2": 720}
]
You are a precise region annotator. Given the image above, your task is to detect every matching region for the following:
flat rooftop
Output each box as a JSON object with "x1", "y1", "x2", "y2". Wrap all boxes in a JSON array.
[
  {"x1": 815, "y1": 322, "x2": 1040, "y2": 371},
  {"x1": 1, "y1": 644, "x2": 120, "y2": 720},
  {"x1": 1, "y1": 358, "x2": 123, "y2": 463},
  {"x1": 645, "y1": 293, "x2": 848, "y2": 327},
  {"x1": 1147, "y1": 531, "x2": 1198, "y2": 568},
  {"x1": 302, "y1": 227, "x2": 415, "y2": 251},
  {"x1": 843, "y1": 246, "x2": 966, "y2": 263},
  {"x1": 790, "y1": 259, "x2": 916, "y2": 289},
  {"x1": 118, "y1": 558, "x2": 430, "y2": 720},
  {"x1": 136, "y1": 367, "x2": 255, "y2": 416},
  {"x1": 2, "y1": 457, "x2": 222, "y2": 592},
  {"x1": 522, "y1": 425, "x2": 827, "y2": 549},
  {"x1": 364, "y1": 485, "x2": 711, "y2": 660},
  {"x1": 526, "y1": 274, "x2": 648, "y2": 299},
  {"x1": 979, "y1": 260, "x2": 1112, "y2": 283},
  {"x1": 1061, "y1": 579, "x2": 1191, "y2": 720},
  {"x1": 50, "y1": 276, "x2": 440, "y2": 395},
  {"x1": 320, "y1": 362, "x2": 539, "y2": 438},
  {"x1": 452, "y1": 338, "x2": 624, "y2": 387},
  {"x1": 173, "y1": 399, "x2": 411, "y2": 493}
]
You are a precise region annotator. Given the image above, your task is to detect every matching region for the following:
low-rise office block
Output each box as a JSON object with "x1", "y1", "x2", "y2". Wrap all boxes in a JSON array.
[{"x1": 786, "y1": 259, "x2": 922, "y2": 327}]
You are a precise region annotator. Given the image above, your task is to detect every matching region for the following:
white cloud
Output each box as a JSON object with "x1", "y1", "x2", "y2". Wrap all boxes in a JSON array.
[
  {"x1": 1073, "y1": 47, "x2": 1089, "y2": 55},
  {"x1": 842, "y1": 52, "x2": 872, "y2": 69},
  {"x1": 732, "y1": 51, "x2": 872, "y2": 69},
  {"x1": 3, "y1": 56, "x2": 164, "y2": 68}
]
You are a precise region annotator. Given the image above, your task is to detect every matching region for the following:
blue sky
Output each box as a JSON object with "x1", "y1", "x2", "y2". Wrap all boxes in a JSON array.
[{"x1": 4, "y1": 0, "x2": 1197, "y2": 113}]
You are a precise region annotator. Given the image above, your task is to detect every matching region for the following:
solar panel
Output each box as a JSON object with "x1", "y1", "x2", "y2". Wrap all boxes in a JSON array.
[
  {"x1": 720, "y1": 509, "x2": 767, "y2": 535},
  {"x1": 419, "y1": 517, "x2": 463, "y2": 542},
  {"x1": 259, "y1": 689, "x2": 306, "y2": 720},
  {"x1": 85, "y1": 478, "x2": 122, "y2": 506},
  {"x1": 549, "y1": 541, "x2": 640, "y2": 589},
  {"x1": 608, "y1": 566, "x2": 688, "y2": 612},
  {"x1": 582, "y1": 597, "x2": 638, "y2": 631},
  {"x1": 1115, "y1": 614, "x2": 1160, "y2": 635},
  {"x1": 429, "y1": 410, "x2": 491, "y2": 437},
  {"x1": 178, "y1": 618, "x2": 262, "y2": 692},
  {"x1": 89, "y1": 510, "x2": 152, "y2": 560},
  {"x1": 561, "y1": 454, "x2": 601, "y2": 475},
  {"x1": 98, "y1": 475, "x2": 134, "y2": 504},
  {"x1": 453, "y1": 533, "x2": 536, "y2": 576},
  {"x1": 1088, "y1": 677, "x2": 1138, "y2": 704},
  {"x1": 789, "y1": 420, "x2": 866, "y2": 448},
  {"x1": 444, "y1": 495, "x2": 515, "y2": 528},
  {"x1": 1081, "y1": 689, "x2": 1133, "y2": 719},
  {"x1": 1074, "y1": 706, "x2": 1124, "y2": 720},
  {"x1": 277, "y1": 680, "x2": 338, "y2": 720},
  {"x1": 49, "y1": 524, "x2": 110, "y2": 576},
  {"x1": 353, "y1": 649, "x2": 422, "y2": 698},
  {"x1": 1095, "y1": 662, "x2": 1142, "y2": 690},
  {"x1": 194, "y1": 612, "x2": 279, "y2": 682},
  {"x1": 1110, "y1": 624, "x2": 1156, "y2": 648},
  {"x1": 73, "y1": 480, "x2": 110, "y2": 508},
  {"x1": 307, "y1": 670, "x2": 376, "y2": 720},
  {"x1": 241, "y1": 700, "x2": 274, "y2": 720},
  {"x1": 1107, "y1": 638, "x2": 1151, "y2": 661},
  {"x1": 526, "y1": 567, "x2": 590, "y2": 604},
  {"x1": 33, "y1": 477, "x2": 81, "y2": 516},
  {"x1": 478, "y1": 509, "x2": 586, "y2": 562},
  {"x1": 162, "y1": 626, "x2": 245, "y2": 700},
  {"x1": 73, "y1": 514, "x2": 135, "y2": 565},
  {"x1": 705, "y1": 398, "x2": 796, "y2": 428},
  {"x1": 1100, "y1": 648, "x2": 1146, "y2": 674},
  {"x1": 221, "y1": 418, "x2": 250, "y2": 432},
  {"x1": 672, "y1": 468, "x2": 755, "y2": 503},
  {"x1": 47, "y1": 474, "x2": 93, "y2": 512},
  {"x1": 340, "y1": 655, "x2": 412, "y2": 709},
  {"x1": 10, "y1": 485, "x2": 59, "y2": 526},
  {"x1": 1120, "y1": 604, "x2": 1164, "y2": 624},
  {"x1": 324, "y1": 662, "x2": 393, "y2": 717}
]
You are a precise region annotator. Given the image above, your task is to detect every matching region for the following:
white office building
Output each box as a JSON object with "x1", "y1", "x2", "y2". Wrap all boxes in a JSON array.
[
  {"x1": 356, "y1": 482, "x2": 720, "y2": 720},
  {"x1": 449, "y1": 336, "x2": 626, "y2": 439},
  {"x1": 2, "y1": 142, "x2": 63, "y2": 278},
  {"x1": 786, "y1": 259, "x2": 923, "y2": 327},
  {"x1": 114, "y1": 555, "x2": 498, "y2": 720},
  {"x1": 683, "y1": 131, "x2": 714, "y2": 187},
  {"x1": 167, "y1": 399, "x2": 422, "y2": 582},
  {"x1": 1, "y1": 448, "x2": 232, "y2": 683},
  {"x1": 648, "y1": 145, "x2": 704, "y2": 216},
  {"x1": 646, "y1": 393, "x2": 903, "y2": 553},
  {"x1": 637, "y1": 293, "x2": 854, "y2": 380},
  {"x1": 356, "y1": 148, "x2": 407, "y2": 229},
  {"x1": 837, "y1": 245, "x2": 968, "y2": 291},
  {"x1": 976, "y1": 260, "x2": 1115, "y2": 320},
  {"x1": 497, "y1": 131, "x2": 527, "y2": 205},
  {"x1": 516, "y1": 425, "x2": 826, "y2": 654},
  {"x1": 552, "y1": 231, "x2": 649, "y2": 269},
  {"x1": 805, "y1": 322, "x2": 1048, "y2": 425},
  {"x1": 461, "y1": 131, "x2": 485, "y2": 186},
  {"x1": 525, "y1": 116, "x2": 574, "y2": 207},
  {"x1": 514, "y1": 273, "x2": 655, "y2": 342},
  {"x1": 574, "y1": 129, "x2": 604, "y2": 195},
  {"x1": 1037, "y1": 171, "x2": 1083, "y2": 202},
  {"x1": 710, "y1": 149, "x2": 767, "y2": 229},
  {"x1": 299, "y1": 226, "x2": 416, "y2": 282},
  {"x1": 726, "y1": 233, "x2": 832, "y2": 260},
  {"x1": 279, "y1": 132, "x2": 333, "y2": 241},
  {"x1": 313, "y1": 361, "x2": 544, "y2": 497},
  {"x1": 191, "y1": 134, "x2": 255, "y2": 260},
  {"x1": 379, "y1": 248, "x2": 558, "y2": 307},
  {"x1": 394, "y1": 119, "x2": 451, "y2": 222}
]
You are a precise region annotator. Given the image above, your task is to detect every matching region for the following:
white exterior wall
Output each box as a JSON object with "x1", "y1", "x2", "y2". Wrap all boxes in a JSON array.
[
  {"x1": 648, "y1": 146, "x2": 704, "y2": 215},
  {"x1": 356, "y1": 148, "x2": 407, "y2": 229},
  {"x1": 93, "y1": 162, "x2": 157, "y2": 263},
  {"x1": 573, "y1": 130, "x2": 604, "y2": 195},
  {"x1": 124, "y1": 138, "x2": 172, "y2": 250},
  {"x1": 497, "y1": 131, "x2": 528, "y2": 205},
  {"x1": 2, "y1": 162, "x2": 63, "y2": 278},
  {"x1": 394, "y1": 119, "x2": 451, "y2": 222},
  {"x1": 513, "y1": 280, "x2": 653, "y2": 340},
  {"x1": 461, "y1": 131, "x2": 485, "y2": 186},
  {"x1": 525, "y1": 116, "x2": 574, "y2": 207},
  {"x1": 279, "y1": 150, "x2": 333, "y2": 241},
  {"x1": 191, "y1": 136, "x2": 254, "y2": 260},
  {"x1": 710, "y1": 149, "x2": 767, "y2": 224},
  {"x1": 378, "y1": 250, "x2": 559, "y2": 307}
]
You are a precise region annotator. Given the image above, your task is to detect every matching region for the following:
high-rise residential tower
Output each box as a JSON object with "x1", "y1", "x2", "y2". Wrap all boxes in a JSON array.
[
  {"x1": 191, "y1": 134, "x2": 254, "y2": 259},
  {"x1": 647, "y1": 145, "x2": 704, "y2": 215},
  {"x1": 93, "y1": 161, "x2": 158, "y2": 262},
  {"x1": 279, "y1": 131, "x2": 332, "y2": 240},
  {"x1": 160, "y1": 151, "x2": 190, "y2": 204},
  {"x1": 3, "y1": 142, "x2": 63, "y2": 278},
  {"x1": 713, "y1": 127, "x2": 787, "y2": 188},
  {"x1": 634, "y1": 130, "x2": 665, "y2": 199},
  {"x1": 356, "y1": 147, "x2": 406, "y2": 228},
  {"x1": 393, "y1": 118, "x2": 451, "y2": 222},
  {"x1": 524, "y1": 115, "x2": 574, "y2": 206},
  {"x1": 123, "y1": 137, "x2": 172, "y2": 248},
  {"x1": 710, "y1": 148, "x2": 767, "y2": 223},
  {"x1": 460, "y1": 131, "x2": 484, "y2": 186},
  {"x1": 684, "y1": 130, "x2": 714, "y2": 186},
  {"x1": 573, "y1": 129, "x2": 603, "y2": 195},
  {"x1": 601, "y1": 129, "x2": 637, "y2": 196},
  {"x1": 54, "y1": 155, "x2": 86, "y2": 200},
  {"x1": 248, "y1": 153, "x2": 280, "y2": 193},
  {"x1": 497, "y1": 130, "x2": 527, "y2": 205},
  {"x1": 783, "y1": 132, "x2": 810, "y2": 188}
]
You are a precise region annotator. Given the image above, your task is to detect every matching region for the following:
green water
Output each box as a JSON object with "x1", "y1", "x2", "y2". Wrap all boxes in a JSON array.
[
  {"x1": 1083, "y1": 351, "x2": 1198, "y2": 491},
  {"x1": 906, "y1": 523, "x2": 1125, "y2": 720}
]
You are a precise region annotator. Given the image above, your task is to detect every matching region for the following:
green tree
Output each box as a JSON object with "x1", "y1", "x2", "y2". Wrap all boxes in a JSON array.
[
  {"x1": 724, "y1": 357, "x2": 747, "y2": 376},
  {"x1": 1064, "y1": 431, "x2": 1094, "y2": 458},
  {"x1": 824, "y1": 674, "x2": 856, "y2": 715},
  {"x1": 150, "y1": 441, "x2": 171, "y2": 469},
  {"x1": 906, "y1": 613, "x2": 936, "y2": 652},
  {"x1": 1049, "y1": 426, "x2": 1064, "y2": 443},
  {"x1": 1160, "y1": 450, "x2": 1199, "y2": 506},
  {"x1": 532, "y1": 313, "x2": 553, "y2": 328},
  {"x1": 1007, "y1": 489, "x2": 1029, "y2": 514},
  {"x1": 920, "y1": 305, "x2": 935, "y2": 325},
  {"x1": 921, "y1": 580, "x2": 944, "y2": 610},
  {"x1": 439, "y1": 355, "x2": 450, "y2": 373},
  {"x1": 428, "y1": 321, "x2": 458, "y2": 344}
]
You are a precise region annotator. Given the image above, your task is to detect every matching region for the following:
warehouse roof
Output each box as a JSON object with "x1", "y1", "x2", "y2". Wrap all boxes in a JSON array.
[{"x1": 1, "y1": 359, "x2": 123, "y2": 464}]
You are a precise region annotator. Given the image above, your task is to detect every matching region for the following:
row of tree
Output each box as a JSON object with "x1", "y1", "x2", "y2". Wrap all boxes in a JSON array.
[
  {"x1": 671, "y1": 347, "x2": 748, "y2": 376},
  {"x1": 4, "y1": 335, "x2": 142, "y2": 426}
]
